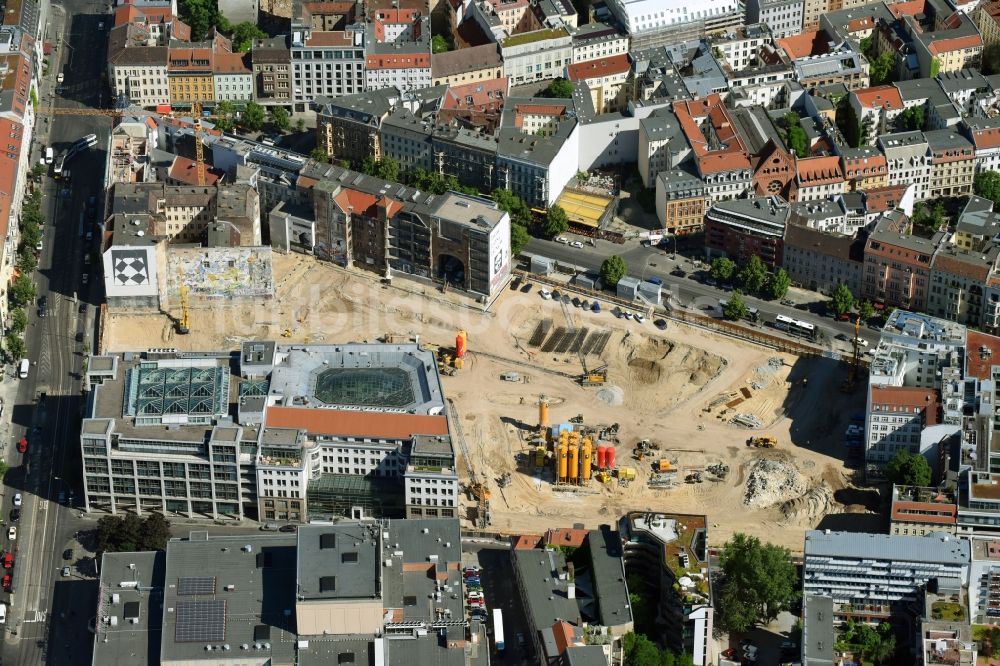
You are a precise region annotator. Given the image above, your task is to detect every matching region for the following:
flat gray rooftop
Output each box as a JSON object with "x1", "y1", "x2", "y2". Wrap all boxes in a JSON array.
[
  {"x1": 93, "y1": 551, "x2": 164, "y2": 666},
  {"x1": 159, "y1": 532, "x2": 299, "y2": 664},
  {"x1": 804, "y1": 530, "x2": 970, "y2": 564},
  {"x1": 296, "y1": 524, "x2": 382, "y2": 601}
]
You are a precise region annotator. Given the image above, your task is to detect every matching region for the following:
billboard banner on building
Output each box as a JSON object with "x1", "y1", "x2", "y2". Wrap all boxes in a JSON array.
[{"x1": 488, "y1": 213, "x2": 511, "y2": 291}]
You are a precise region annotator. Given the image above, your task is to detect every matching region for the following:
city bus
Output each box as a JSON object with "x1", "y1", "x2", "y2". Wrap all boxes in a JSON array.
[
  {"x1": 493, "y1": 608, "x2": 505, "y2": 652},
  {"x1": 774, "y1": 314, "x2": 817, "y2": 341}
]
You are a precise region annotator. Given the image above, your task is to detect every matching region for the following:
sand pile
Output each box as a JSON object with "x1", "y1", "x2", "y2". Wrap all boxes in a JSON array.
[
  {"x1": 780, "y1": 486, "x2": 837, "y2": 523},
  {"x1": 743, "y1": 458, "x2": 808, "y2": 508}
]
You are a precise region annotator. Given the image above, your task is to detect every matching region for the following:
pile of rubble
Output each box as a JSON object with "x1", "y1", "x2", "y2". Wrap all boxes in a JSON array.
[
  {"x1": 743, "y1": 458, "x2": 807, "y2": 508},
  {"x1": 780, "y1": 486, "x2": 836, "y2": 523}
]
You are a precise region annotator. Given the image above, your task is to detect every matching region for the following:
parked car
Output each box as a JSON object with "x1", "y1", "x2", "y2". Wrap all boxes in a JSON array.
[
  {"x1": 9, "y1": 509, "x2": 18, "y2": 523},
  {"x1": 2, "y1": 553, "x2": 13, "y2": 569},
  {"x1": 569, "y1": 240, "x2": 584, "y2": 248},
  {"x1": 520, "y1": 283, "x2": 533, "y2": 293},
  {"x1": 61, "y1": 567, "x2": 70, "y2": 577},
  {"x1": 12, "y1": 494, "x2": 20, "y2": 507},
  {"x1": 591, "y1": 301, "x2": 601, "y2": 313},
  {"x1": 62, "y1": 548, "x2": 73, "y2": 561},
  {"x1": 278, "y1": 524, "x2": 297, "y2": 533},
  {"x1": 7, "y1": 527, "x2": 15, "y2": 541},
  {"x1": 2, "y1": 574, "x2": 11, "y2": 591},
  {"x1": 705, "y1": 277, "x2": 717, "y2": 286},
  {"x1": 634, "y1": 314, "x2": 646, "y2": 324},
  {"x1": 539, "y1": 289, "x2": 552, "y2": 300},
  {"x1": 654, "y1": 319, "x2": 668, "y2": 330},
  {"x1": 16, "y1": 438, "x2": 26, "y2": 453},
  {"x1": 647, "y1": 276, "x2": 662, "y2": 285},
  {"x1": 554, "y1": 236, "x2": 569, "y2": 244},
  {"x1": 671, "y1": 268, "x2": 686, "y2": 277}
]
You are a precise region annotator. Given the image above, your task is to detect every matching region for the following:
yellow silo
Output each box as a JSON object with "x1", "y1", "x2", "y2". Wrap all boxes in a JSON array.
[
  {"x1": 568, "y1": 441, "x2": 579, "y2": 482},
  {"x1": 581, "y1": 438, "x2": 593, "y2": 481},
  {"x1": 539, "y1": 399, "x2": 550, "y2": 429},
  {"x1": 558, "y1": 443, "x2": 568, "y2": 481}
]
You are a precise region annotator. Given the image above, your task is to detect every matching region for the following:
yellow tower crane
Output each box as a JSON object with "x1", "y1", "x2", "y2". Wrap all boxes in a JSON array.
[{"x1": 177, "y1": 274, "x2": 190, "y2": 335}]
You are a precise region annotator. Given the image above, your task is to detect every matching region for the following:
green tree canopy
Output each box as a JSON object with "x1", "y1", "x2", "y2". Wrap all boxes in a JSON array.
[
  {"x1": 541, "y1": 205, "x2": 569, "y2": 238},
  {"x1": 767, "y1": 268, "x2": 791, "y2": 300},
  {"x1": 783, "y1": 112, "x2": 809, "y2": 158},
  {"x1": 985, "y1": 44, "x2": 1000, "y2": 75},
  {"x1": 538, "y1": 77, "x2": 575, "y2": 98},
  {"x1": 240, "y1": 101, "x2": 265, "y2": 132},
  {"x1": 491, "y1": 189, "x2": 532, "y2": 227},
  {"x1": 177, "y1": 0, "x2": 229, "y2": 41},
  {"x1": 270, "y1": 106, "x2": 291, "y2": 132},
  {"x1": 711, "y1": 257, "x2": 736, "y2": 282},
  {"x1": 16, "y1": 251, "x2": 36, "y2": 276},
  {"x1": 621, "y1": 633, "x2": 695, "y2": 666},
  {"x1": 869, "y1": 52, "x2": 896, "y2": 86},
  {"x1": 360, "y1": 156, "x2": 400, "y2": 182},
  {"x1": 95, "y1": 513, "x2": 172, "y2": 559},
  {"x1": 886, "y1": 450, "x2": 932, "y2": 487},
  {"x1": 737, "y1": 255, "x2": 768, "y2": 295},
  {"x1": 858, "y1": 299, "x2": 875, "y2": 321},
  {"x1": 231, "y1": 21, "x2": 266, "y2": 52},
  {"x1": 830, "y1": 283, "x2": 855, "y2": 316},
  {"x1": 4, "y1": 334, "x2": 24, "y2": 360},
  {"x1": 899, "y1": 105, "x2": 926, "y2": 132},
  {"x1": 975, "y1": 171, "x2": 1000, "y2": 207},
  {"x1": 213, "y1": 100, "x2": 237, "y2": 132},
  {"x1": 836, "y1": 97, "x2": 863, "y2": 148},
  {"x1": 510, "y1": 223, "x2": 530, "y2": 256},
  {"x1": 9, "y1": 308, "x2": 25, "y2": 335},
  {"x1": 431, "y1": 34, "x2": 449, "y2": 54},
  {"x1": 9, "y1": 275, "x2": 35, "y2": 307},
  {"x1": 724, "y1": 290, "x2": 749, "y2": 321},
  {"x1": 600, "y1": 255, "x2": 627, "y2": 287},
  {"x1": 716, "y1": 533, "x2": 798, "y2": 634},
  {"x1": 309, "y1": 148, "x2": 330, "y2": 163}
]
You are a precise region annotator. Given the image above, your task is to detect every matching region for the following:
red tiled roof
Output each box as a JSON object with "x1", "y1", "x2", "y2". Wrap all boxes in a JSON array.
[
  {"x1": 673, "y1": 95, "x2": 751, "y2": 174},
  {"x1": 776, "y1": 30, "x2": 832, "y2": 58},
  {"x1": 265, "y1": 406, "x2": 450, "y2": 438},
  {"x1": 213, "y1": 52, "x2": 249, "y2": 75},
  {"x1": 565, "y1": 54, "x2": 630, "y2": 81},
  {"x1": 847, "y1": 16, "x2": 876, "y2": 32},
  {"x1": 334, "y1": 188, "x2": 378, "y2": 215},
  {"x1": 365, "y1": 52, "x2": 430, "y2": 70},
  {"x1": 114, "y1": 4, "x2": 141, "y2": 27},
  {"x1": 966, "y1": 331, "x2": 1000, "y2": 380},
  {"x1": 869, "y1": 386, "x2": 940, "y2": 425},
  {"x1": 891, "y1": 500, "x2": 956, "y2": 524},
  {"x1": 843, "y1": 153, "x2": 887, "y2": 178},
  {"x1": 972, "y1": 126, "x2": 1000, "y2": 150},
  {"x1": 863, "y1": 184, "x2": 906, "y2": 212},
  {"x1": 172, "y1": 18, "x2": 191, "y2": 42},
  {"x1": 854, "y1": 85, "x2": 903, "y2": 110},
  {"x1": 543, "y1": 528, "x2": 588, "y2": 548},
  {"x1": 306, "y1": 31, "x2": 353, "y2": 47},
  {"x1": 551, "y1": 622, "x2": 576, "y2": 656},
  {"x1": 0, "y1": 119, "x2": 23, "y2": 250},
  {"x1": 698, "y1": 152, "x2": 752, "y2": 174},
  {"x1": 888, "y1": 0, "x2": 927, "y2": 18},
  {"x1": 511, "y1": 534, "x2": 543, "y2": 549},
  {"x1": 168, "y1": 155, "x2": 222, "y2": 186},
  {"x1": 928, "y1": 34, "x2": 983, "y2": 55},
  {"x1": 797, "y1": 156, "x2": 844, "y2": 185},
  {"x1": 441, "y1": 77, "x2": 507, "y2": 111},
  {"x1": 934, "y1": 252, "x2": 991, "y2": 282}
]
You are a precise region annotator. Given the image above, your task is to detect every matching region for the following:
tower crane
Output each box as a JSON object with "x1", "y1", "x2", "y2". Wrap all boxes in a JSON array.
[{"x1": 38, "y1": 102, "x2": 225, "y2": 186}]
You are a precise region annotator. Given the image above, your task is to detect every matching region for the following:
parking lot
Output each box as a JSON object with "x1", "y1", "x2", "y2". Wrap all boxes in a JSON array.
[{"x1": 463, "y1": 543, "x2": 535, "y2": 663}]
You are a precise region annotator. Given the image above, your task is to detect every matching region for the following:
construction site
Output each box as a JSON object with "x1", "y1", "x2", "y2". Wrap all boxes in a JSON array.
[{"x1": 103, "y1": 252, "x2": 877, "y2": 551}]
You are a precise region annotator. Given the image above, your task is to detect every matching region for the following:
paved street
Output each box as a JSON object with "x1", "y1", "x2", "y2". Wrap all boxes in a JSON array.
[
  {"x1": 523, "y1": 234, "x2": 882, "y2": 349},
  {"x1": 0, "y1": 0, "x2": 110, "y2": 662}
]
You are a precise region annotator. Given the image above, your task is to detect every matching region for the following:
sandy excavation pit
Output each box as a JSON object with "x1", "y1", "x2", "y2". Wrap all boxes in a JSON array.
[{"x1": 104, "y1": 254, "x2": 871, "y2": 551}]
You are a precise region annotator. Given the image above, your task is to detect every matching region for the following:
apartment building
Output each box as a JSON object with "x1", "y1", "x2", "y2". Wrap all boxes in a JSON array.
[
  {"x1": 746, "y1": 0, "x2": 805, "y2": 38},
  {"x1": 500, "y1": 27, "x2": 573, "y2": 86},
  {"x1": 863, "y1": 214, "x2": 936, "y2": 311},
  {"x1": 605, "y1": 0, "x2": 744, "y2": 49},
  {"x1": 880, "y1": 131, "x2": 932, "y2": 201},
  {"x1": 620, "y1": 513, "x2": 713, "y2": 666},
  {"x1": 777, "y1": 32, "x2": 870, "y2": 89},
  {"x1": 637, "y1": 109, "x2": 687, "y2": 189},
  {"x1": 168, "y1": 42, "x2": 221, "y2": 104},
  {"x1": 803, "y1": 529, "x2": 970, "y2": 621},
  {"x1": 570, "y1": 21, "x2": 629, "y2": 63},
  {"x1": 314, "y1": 87, "x2": 399, "y2": 162},
  {"x1": 964, "y1": 116, "x2": 1000, "y2": 173},
  {"x1": 565, "y1": 54, "x2": 630, "y2": 114},
  {"x1": 891, "y1": 484, "x2": 958, "y2": 536},
  {"x1": 704, "y1": 196, "x2": 789, "y2": 266},
  {"x1": 212, "y1": 51, "x2": 251, "y2": 102},
  {"x1": 850, "y1": 85, "x2": 905, "y2": 145},
  {"x1": 969, "y1": 536, "x2": 1000, "y2": 624},
  {"x1": 840, "y1": 146, "x2": 889, "y2": 191},
  {"x1": 430, "y1": 42, "x2": 502, "y2": 86},
  {"x1": 978, "y1": 0, "x2": 1000, "y2": 47},
  {"x1": 925, "y1": 129, "x2": 975, "y2": 199},
  {"x1": 107, "y1": 25, "x2": 169, "y2": 108},
  {"x1": 782, "y1": 220, "x2": 864, "y2": 295},
  {"x1": 250, "y1": 36, "x2": 292, "y2": 108},
  {"x1": 796, "y1": 156, "x2": 847, "y2": 202},
  {"x1": 363, "y1": 10, "x2": 432, "y2": 91},
  {"x1": 673, "y1": 95, "x2": 753, "y2": 202},
  {"x1": 92, "y1": 520, "x2": 485, "y2": 665},
  {"x1": 864, "y1": 310, "x2": 966, "y2": 468},
  {"x1": 656, "y1": 170, "x2": 708, "y2": 236},
  {"x1": 82, "y1": 343, "x2": 460, "y2": 522},
  {"x1": 495, "y1": 98, "x2": 579, "y2": 207},
  {"x1": 290, "y1": 26, "x2": 366, "y2": 110},
  {"x1": 927, "y1": 203, "x2": 1000, "y2": 328}
]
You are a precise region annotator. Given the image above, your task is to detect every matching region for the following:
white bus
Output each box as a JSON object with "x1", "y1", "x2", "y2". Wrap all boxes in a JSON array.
[
  {"x1": 493, "y1": 608, "x2": 504, "y2": 652},
  {"x1": 774, "y1": 314, "x2": 816, "y2": 341}
]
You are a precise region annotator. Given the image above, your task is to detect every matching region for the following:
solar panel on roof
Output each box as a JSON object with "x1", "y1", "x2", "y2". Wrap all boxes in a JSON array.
[
  {"x1": 177, "y1": 576, "x2": 216, "y2": 595},
  {"x1": 175, "y1": 599, "x2": 226, "y2": 643}
]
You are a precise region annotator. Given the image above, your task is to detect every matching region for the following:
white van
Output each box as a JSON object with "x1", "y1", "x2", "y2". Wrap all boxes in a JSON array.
[
  {"x1": 0, "y1": 602, "x2": 7, "y2": 624},
  {"x1": 44, "y1": 147, "x2": 53, "y2": 164},
  {"x1": 17, "y1": 358, "x2": 28, "y2": 379}
]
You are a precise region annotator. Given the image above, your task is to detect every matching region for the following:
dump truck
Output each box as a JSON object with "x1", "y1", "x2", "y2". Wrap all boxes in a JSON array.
[{"x1": 746, "y1": 435, "x2": 777, "y2": 448}]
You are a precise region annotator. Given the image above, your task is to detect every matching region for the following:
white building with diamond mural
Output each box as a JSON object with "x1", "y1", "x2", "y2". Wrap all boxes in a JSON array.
[{"x1": 102, "y1": 214, "x2": 164, "y2": 309}]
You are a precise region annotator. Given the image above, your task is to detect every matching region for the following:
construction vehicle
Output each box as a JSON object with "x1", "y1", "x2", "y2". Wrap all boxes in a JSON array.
[
  {"x1": 654, "y1": 459, "x2": 672, "y2": 473},
  {"x1": 595, "y1": 471, "x2": 612, "y2": 484},
  {"x1": 685, "y1": 472, "x2": 704, "y2": 483},
  {"x1": 579, "y1": 364, "x2": 608, "y2": 386},
  {"x1": 746, "y1": 435, "x2": 777, "y2": 448},
  {"x1": 569, "y1": 414, "x2": 584, "y2": 424},
  {"x1": 500, "y1": 372, "x2": 521, "y2": 382}
]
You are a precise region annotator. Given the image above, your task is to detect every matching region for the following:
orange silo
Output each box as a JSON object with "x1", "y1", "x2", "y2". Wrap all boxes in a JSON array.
[
  {"x1": 581, "y1": 438, "x2": 593, "y2": 481},
  {"x1": 539, "y1": 399, "x2": 550, "y2": 429},
  {"x1": 568, "y1": 441, "x2": 579, "y2": 482},
  {"x1": 455, "y1": 330, "x2": 468, "y2": 358},
  {"x1": 558, "y1": 442, "x2": 568, "y2": 482}
]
